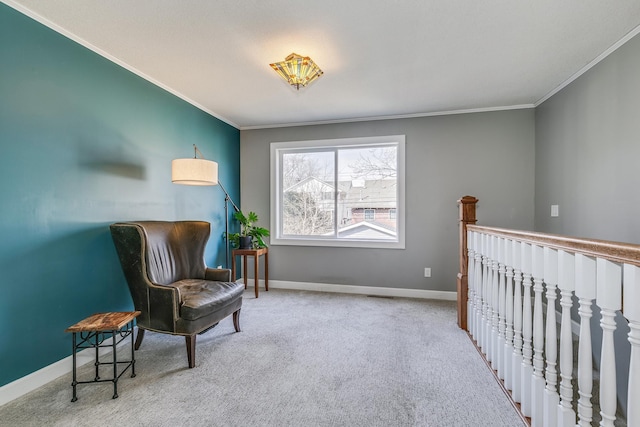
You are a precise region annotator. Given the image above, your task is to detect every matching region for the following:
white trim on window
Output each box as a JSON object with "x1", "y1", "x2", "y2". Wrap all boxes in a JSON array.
[{"x1": 270, "y1": 135, "x2": 405, "y2": 249}]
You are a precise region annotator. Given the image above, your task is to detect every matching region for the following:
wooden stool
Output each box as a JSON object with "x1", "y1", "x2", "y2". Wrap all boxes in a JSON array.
[{"x1": 65, "y1": 311, "x2": 140, "y2": 402}]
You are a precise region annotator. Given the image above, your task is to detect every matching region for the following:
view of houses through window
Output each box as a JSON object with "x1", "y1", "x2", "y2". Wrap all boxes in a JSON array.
[{"x1": 271, "y1": 136, "x2": 405, "y2": 248}]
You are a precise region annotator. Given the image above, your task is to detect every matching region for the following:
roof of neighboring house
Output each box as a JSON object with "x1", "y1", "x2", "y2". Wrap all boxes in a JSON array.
[
  {"x1": 284, "y1": 176, "x2": 337, "y2": 193},
  {"x1": 285, "y1": 177, "x2": 397, "y2": 209},
  {"x1": 336, "y1": 221, "x2": 397, "y2": 240},
  {"x1": 339, "y1": 179, "x2": 397, "y2": 209}
]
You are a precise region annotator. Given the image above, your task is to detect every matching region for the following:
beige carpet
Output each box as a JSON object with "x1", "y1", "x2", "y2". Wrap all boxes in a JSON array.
[{"x1": 0, "y1": 289, "x2": 524, "y2": 426}]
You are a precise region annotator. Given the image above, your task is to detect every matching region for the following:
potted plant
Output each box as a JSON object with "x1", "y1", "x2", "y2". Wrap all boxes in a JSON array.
[{"x1": 228, "y1": 210, "x2": 269, "y2": 249}]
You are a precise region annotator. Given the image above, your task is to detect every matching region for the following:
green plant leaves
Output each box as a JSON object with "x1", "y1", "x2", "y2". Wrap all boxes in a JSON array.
[{"x1": 229, "y1": 211, "x2": 269, "y2": 248}]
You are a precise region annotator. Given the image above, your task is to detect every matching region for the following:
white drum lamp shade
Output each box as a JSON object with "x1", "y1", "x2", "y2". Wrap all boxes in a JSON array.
[{"x1": 171, "y1": 158, "x2": 218, "y2": 186}]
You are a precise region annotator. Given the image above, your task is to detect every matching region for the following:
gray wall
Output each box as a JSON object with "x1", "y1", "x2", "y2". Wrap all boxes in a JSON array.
[
  {"x1": 240, "y1": 109, "x2": 535, "y2": 292},
  {"x1": 535, "y1": 33, "x2": 640, "y2": 242},
  {"x1": 535, "y1": 31, "x2": 640, "y2": 417}
]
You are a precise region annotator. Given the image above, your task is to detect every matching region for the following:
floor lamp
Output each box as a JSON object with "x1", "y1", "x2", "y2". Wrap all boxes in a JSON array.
[{"x1": 171, "y1": 144, "x2": 240, "y2": 268}]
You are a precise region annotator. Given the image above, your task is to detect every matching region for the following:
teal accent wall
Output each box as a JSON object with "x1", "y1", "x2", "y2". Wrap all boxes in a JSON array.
[{"x1": 0, "y1": 3, "x2": 240, "y2": 387}]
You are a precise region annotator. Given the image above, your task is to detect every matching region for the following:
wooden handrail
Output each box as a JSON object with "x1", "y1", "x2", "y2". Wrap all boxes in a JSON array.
[
  {"x1": 457, "y1": 199, "x2": 640, "y2": 331},
  {"x1": 468, "y1": 225, "x2": 640, "y2": 267}
]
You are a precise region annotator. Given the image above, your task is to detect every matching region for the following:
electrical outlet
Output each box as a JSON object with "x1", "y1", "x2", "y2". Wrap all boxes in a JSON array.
[
  {"x1": 551, "y1": 205, "x2": 559, "y2": 217},
  {"x1": 424, "y1": 268, "x2": 431, "y2": 278}
]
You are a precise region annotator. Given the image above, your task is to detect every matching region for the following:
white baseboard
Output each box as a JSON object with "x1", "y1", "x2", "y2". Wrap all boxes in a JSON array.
[
  {"x1": 241, "y1": 278, "x2": 457, "y2": 301},
  {"x1": 0, "y1": 333, "x2": 129, "y2": 407}
]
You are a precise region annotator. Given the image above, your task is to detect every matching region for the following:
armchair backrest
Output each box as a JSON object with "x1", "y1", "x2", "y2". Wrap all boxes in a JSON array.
[
  {"x1": 110, "y1": 220, "x2": 210, "y2": 288},
  {"x1": 141, "y1": 221, "x2": 209, "y2": 284}
]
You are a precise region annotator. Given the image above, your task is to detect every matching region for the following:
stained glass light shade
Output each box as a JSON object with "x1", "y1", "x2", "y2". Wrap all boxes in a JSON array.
[{"x1": 270, "y1": 53, "x2": 323, "y2": 90}]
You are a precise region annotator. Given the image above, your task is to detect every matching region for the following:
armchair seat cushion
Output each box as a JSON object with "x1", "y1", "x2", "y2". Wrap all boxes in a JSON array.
[{"x1": 176, "y1": 279, "x2": 245, "y2": 321}]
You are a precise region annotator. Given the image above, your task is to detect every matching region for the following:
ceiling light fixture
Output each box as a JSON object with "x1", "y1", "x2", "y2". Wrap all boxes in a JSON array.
[{"x1": 270, "y1": 53, "x2": 323, "y2": 90}]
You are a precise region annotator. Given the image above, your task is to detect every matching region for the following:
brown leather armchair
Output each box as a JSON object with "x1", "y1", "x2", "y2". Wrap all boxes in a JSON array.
[{"x1": 109, "y1": 221, "x2": 244, "y2": 368}]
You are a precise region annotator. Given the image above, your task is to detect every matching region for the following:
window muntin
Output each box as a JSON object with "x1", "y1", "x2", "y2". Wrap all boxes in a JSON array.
[{"x1": 270, "y1": 135, "x2": 405, "y2": 249}]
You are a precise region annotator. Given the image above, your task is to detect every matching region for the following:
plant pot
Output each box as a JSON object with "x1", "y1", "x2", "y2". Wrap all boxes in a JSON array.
[{"x1": 239, "y1": 236, "x2": 253, "y2": 249}]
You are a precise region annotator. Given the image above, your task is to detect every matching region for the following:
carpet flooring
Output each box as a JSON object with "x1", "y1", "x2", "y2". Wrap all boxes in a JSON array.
[{"x1": 0, "y1": 289, "x2": 525, "y2": 426}]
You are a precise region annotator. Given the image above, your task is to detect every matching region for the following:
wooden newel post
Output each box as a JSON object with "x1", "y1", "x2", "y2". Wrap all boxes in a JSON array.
[{"x1": 457, "y1": 195, "x2": 478, "y2": 330}]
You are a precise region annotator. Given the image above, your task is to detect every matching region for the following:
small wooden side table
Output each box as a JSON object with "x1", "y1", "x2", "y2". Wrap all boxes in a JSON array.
[
  {"x1": 231, "y1": 247, "x2": 268, "y2": 298},
  {"x1": 65, "y1": 311, "x2": 140, "y2": 402}
]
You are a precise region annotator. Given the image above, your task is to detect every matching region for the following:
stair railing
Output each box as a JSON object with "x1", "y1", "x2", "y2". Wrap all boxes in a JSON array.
[{"x1": 457, "y1": 196, "x2": 639, "y2": 427}]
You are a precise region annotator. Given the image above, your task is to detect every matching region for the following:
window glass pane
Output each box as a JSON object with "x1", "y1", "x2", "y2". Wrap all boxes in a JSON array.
[
  {"x1": 337, "y1": 146, "x2": 397, "y2": 240},
  {"x1": 281, "y1": 151, "x2": 335, "y2": 236}
]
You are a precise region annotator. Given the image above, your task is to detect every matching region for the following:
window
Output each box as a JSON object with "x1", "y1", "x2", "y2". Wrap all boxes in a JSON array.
[{"x1": 270, "y1": 135, "x2": 405, "y2": 249}]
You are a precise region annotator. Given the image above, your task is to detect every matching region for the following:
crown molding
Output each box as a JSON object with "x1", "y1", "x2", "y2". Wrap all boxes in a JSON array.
[
  {"x1": 536, "y1": 22, "x2": 640, "y2": 106},
  {"x1": 240, "y1": 104, "x2": 535, "y2": 130}
]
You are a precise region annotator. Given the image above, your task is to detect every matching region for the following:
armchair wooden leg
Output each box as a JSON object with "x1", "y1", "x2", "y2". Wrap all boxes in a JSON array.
[
  {"x1": 185, "y1": 335, "x2": 196, "y2": 368},
  {"x1": 134, "y1": 328, "x2": 145, "y2": 350},
  {"x1": 233, "y1": 309, "x2": 241, "y2": 332}
]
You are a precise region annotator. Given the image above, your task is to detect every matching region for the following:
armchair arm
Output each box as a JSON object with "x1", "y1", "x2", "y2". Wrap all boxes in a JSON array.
[
  {"x1": 146, "y1": 283, "x2": 181, "y2": 332},
  {"x1": 205, "y1": 268, "x2": 232, "y2": 282}
]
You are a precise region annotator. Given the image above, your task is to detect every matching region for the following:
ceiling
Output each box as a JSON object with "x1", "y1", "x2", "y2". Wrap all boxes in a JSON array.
[{"x1": 5, "y1": 1, "x2": 640, "y2": 130}]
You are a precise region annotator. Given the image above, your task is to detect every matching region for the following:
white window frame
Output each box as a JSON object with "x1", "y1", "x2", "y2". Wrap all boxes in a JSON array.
[{"x1": 270, "y1": 135, "x2": 405, "y2": 249}]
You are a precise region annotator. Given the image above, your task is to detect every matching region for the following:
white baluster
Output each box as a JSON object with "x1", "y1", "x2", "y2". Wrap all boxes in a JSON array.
[
  {"x1": 557, "y1": 250, "x2": 577, "y2": 427},
  {"x1": 467, "y1": 231, "x2": 476, "y2": 335},
  {"x1": 596, "y1": 258, "x2": 621, "y2": 427},
  {"x1": 543, "y1": 247, "x2": 559, "y2": 427},
  {"x1": 469, "y1": 232, "x2": 481, "y2": 342},
  {"x1": 576, "y1": 253, "x2": 596, "y2": 427},
  {"x1": 473, "y1": 233, "x2": 484, "y2": 348},
  {"x1": 491, "y1": 235, "x2": 500, "y2": 367},
  {"x1": 512, "y1": 240, "x2": 523, "y2": 403},
  {"x1": 521, "y1": 242, "x2": 534, "y2": 417},
  {"x1": 629, "y1": 322, "x2": 640, "y2": 427},
  {"x1": 504, "y1": 238, "x2": 514, "y2": 391},
  {"x1": 481, "y1": 234, "x2": 491, "y2": 354},
  {"x1": 474, "y1": 235, "x2": 483, "y2": 344},
  {"x1": 623, "y1": 264, "x2": 640, "y2": 427},
  {"x1": 497, "y1": 237, "x2": 506, "y2": 379},
  {"x1": 531, "y1": 244, "x2": 545, "y2": 427},
  {"x1": 480, "y1": 233, "x2": 489, "y2": 351}
]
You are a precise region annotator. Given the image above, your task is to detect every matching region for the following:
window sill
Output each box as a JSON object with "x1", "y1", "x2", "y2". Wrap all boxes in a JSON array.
[{"x1": 270, "y1": 237, "x2": 405, "y2": 249}]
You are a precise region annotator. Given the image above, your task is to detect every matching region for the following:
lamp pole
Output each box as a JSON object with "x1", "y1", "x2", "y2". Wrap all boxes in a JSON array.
[
  {"x1": 217, "y1": 179, "x2": 240, "y2": 268},
  {"x1": 174, "y1": 144, "x2": 240, "y2": 268}
]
